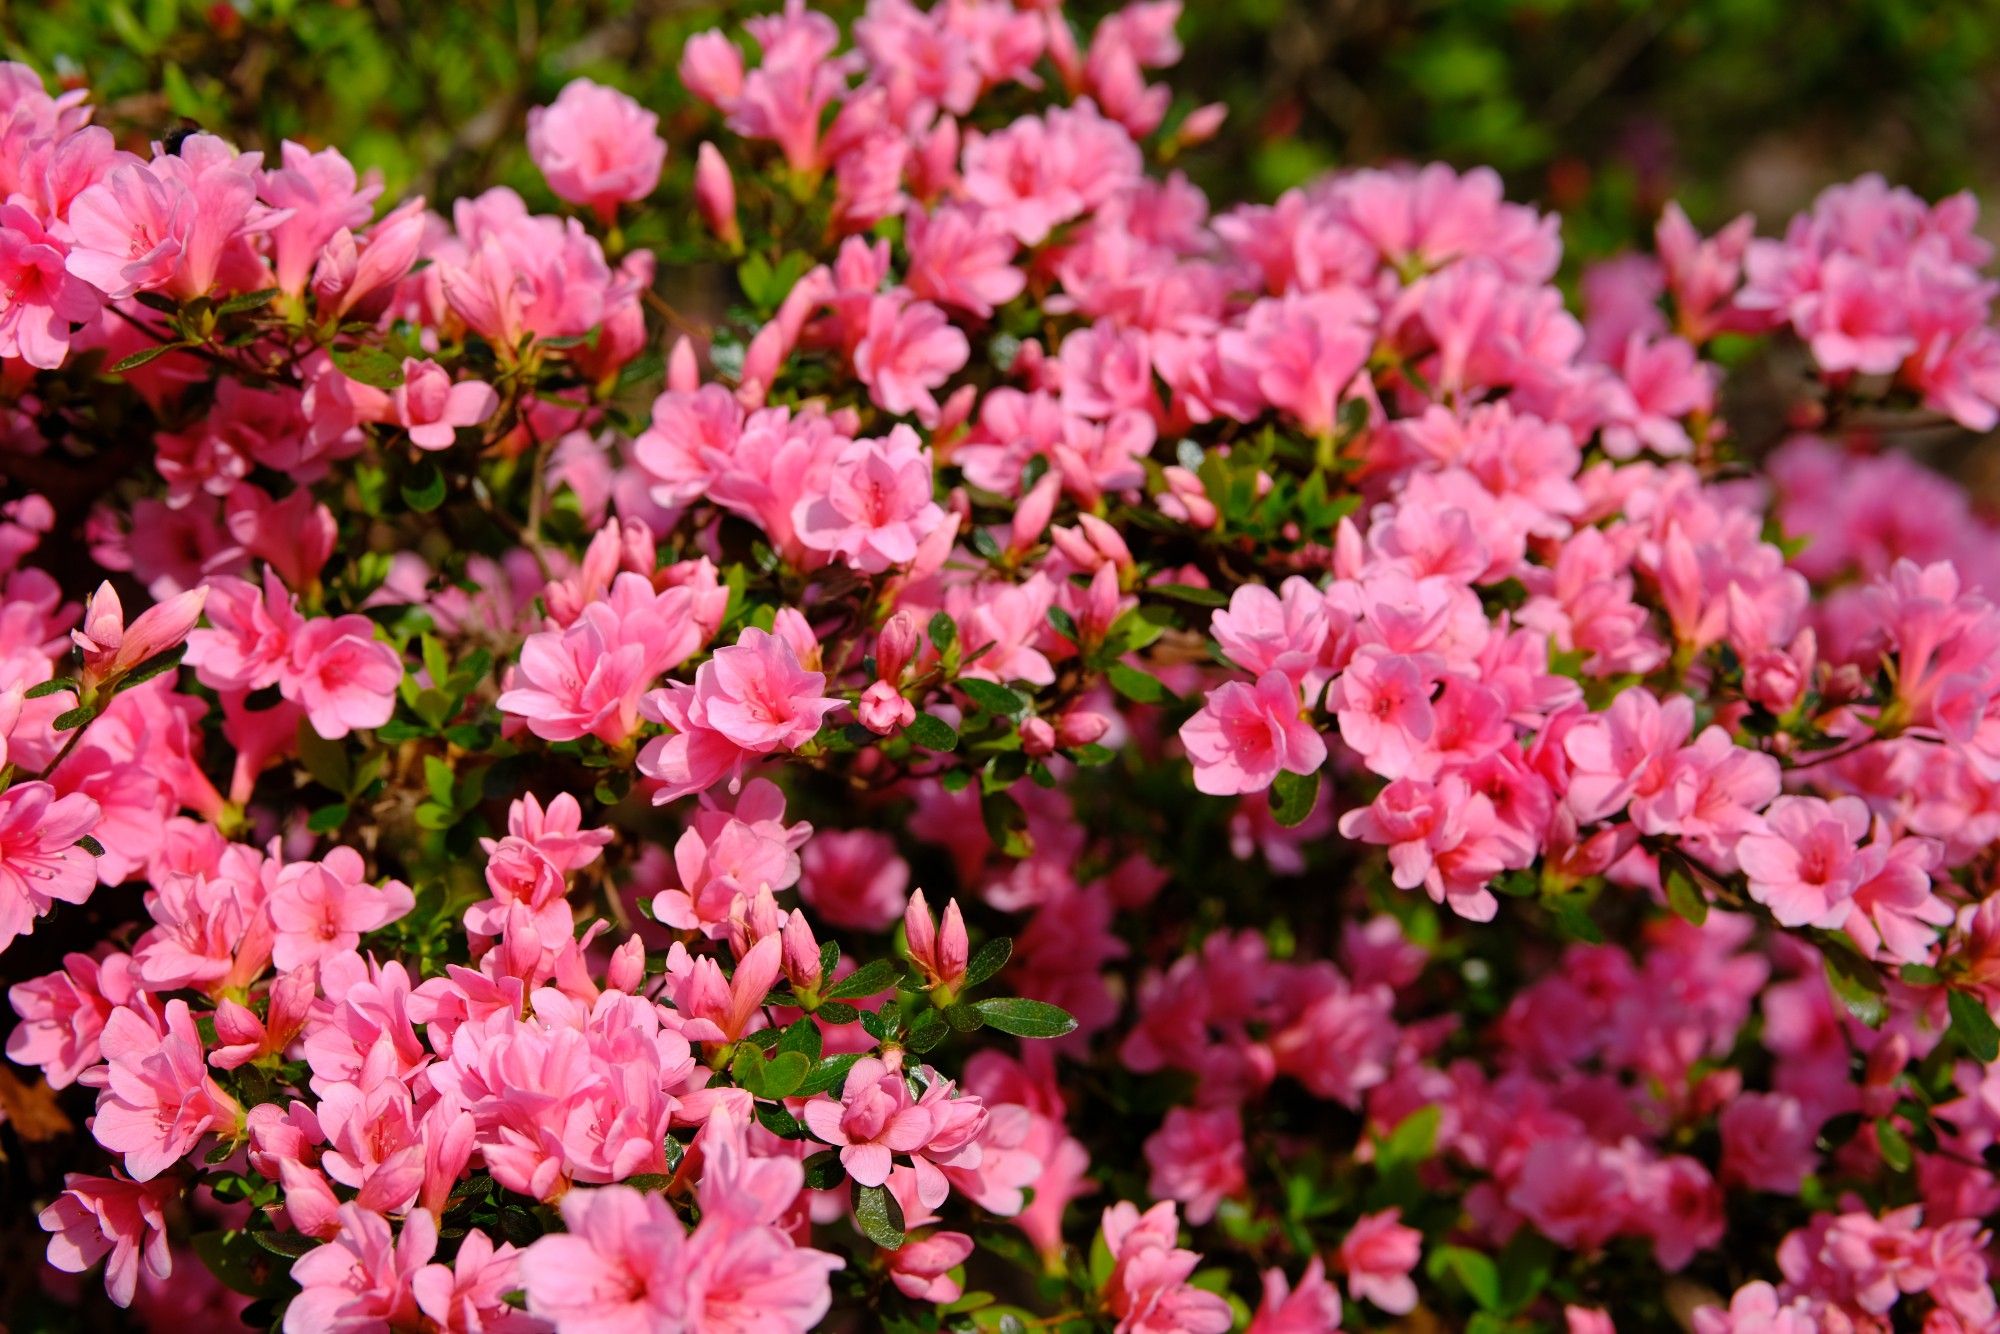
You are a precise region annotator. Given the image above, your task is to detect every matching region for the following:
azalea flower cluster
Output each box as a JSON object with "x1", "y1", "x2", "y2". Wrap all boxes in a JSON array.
[{"x1": 2, "y1": 1, "x2": 1999, "y2": 1330}]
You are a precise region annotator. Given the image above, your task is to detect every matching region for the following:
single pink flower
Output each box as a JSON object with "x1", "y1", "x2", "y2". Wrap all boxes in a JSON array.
[
  {"x1": 0, "y1": 781, "x2": 103, "y2": 952},
  {"x1": 1737, "y1": 795, "x2": 1874, "y2": 929},
  {"x1": 793, "y1": 426, "x2": 947, "y2": 573},
  {"x1": 91, "y1": 999, "x2": 243, "y2": 1181},
  {"x1": 802, "y1": 1055, "x2": 937, "y2": 1188},
  {"x1": 1338, "y1": 1208, "x2": 1422, "y2": 1314},
  {"x1": 526, "y1": 78, "x2": 667, "y2": 222},
  {"x1": 73, "y1": 581, "x2": 207, "y2": 690},
  {"x1": 268, "y1": 846, "x2": 416, "y2": 971},
  {"x1": 39, "y1": 1172, "x2": 176, "y2": 1309},
  {"x1": 392, "y1": 358, "x2": 498, "y2": 450},
  {"x1": 1180, "y1": 670, "x2": 1327, "y2": 796}
]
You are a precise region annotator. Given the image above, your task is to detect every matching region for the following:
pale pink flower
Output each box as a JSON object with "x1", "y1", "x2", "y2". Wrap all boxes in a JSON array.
[
  {"x1": 392, "y1": 357, "x2": 498, "y2": 450},
  {"x1": 1338, "y1": 1209, "x2": 1422, "y2": 1314},
  {"x1": 793, "y1": 425, "x2": 946, "y2": 573},
  {"x1": 638, "y1": 626, "x2": 843, "y2": 802},
  {"x1": 1144, "y1": 1107, "x2": 1245, "y2": 1225},
  {"x1": 39, "y1": 1172, "x2": 175, "y2": 1309},
  {"x1": 1561, "y1": 687, "x2": 1696, "y2": 826},
  {"x1": 269, "y1": 846, "x2": 416, "y2": 971},
  {"x1": 284, "y1": 1204, "x2": 434, "y2": 1333},
  {"x1": 1737, "y1": 795, "x2": 1874, "y2": 929},
  {"x1": 1180, "y1": 670, "x2": 1327, "y2": 796},
  {"x1": 286, "y1": 614, "x2": 402, "y2": 739},
  {"x1": 92, "y1": 999, "x2": 242, "y2": 1181},
  {"x1": 0, "y1": 781, "x2": 102, "y2": 952},
  {"x1": 1247, "y1": 1257, "x2": 1344, "y2": 1334},
  {"x1": 526, "y1": 78, "x2": 667, "y2": 221},
  {"x1": 1332, "y1": 650, "x2": 1437, "y2": 779},
  {"x1": 0, "y1": 202, "x2": 101, "y2": 368},
  {"x1": 906, "y1": 203, "x2": 1025, "y2": 317},
  {"x1": 1099, "y1": 1200, "x2": 1234, "y2": 1334},
  {"x1": 802, "y1": 1055, "x2": 937, "y2": 1188},
  {"x1": 852, "y1": 296, "x2": 969, "y2": 420}
]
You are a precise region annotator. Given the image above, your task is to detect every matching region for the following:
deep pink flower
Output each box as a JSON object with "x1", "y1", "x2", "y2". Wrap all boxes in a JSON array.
[
  {"x1": 0, "y1": 201, "x2": 101, "y2": 368},
  {"x1": 852, "y1": 296, "x2": 969, "y2": 421}
]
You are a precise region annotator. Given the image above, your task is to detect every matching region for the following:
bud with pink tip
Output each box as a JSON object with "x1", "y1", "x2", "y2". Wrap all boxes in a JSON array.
[
  {"x1": 904, "y1": 888, "x2": 969, "y2": 993},
  {"x1": 1057, "y1": 710, "x2": 1110, "y2": 748},
  {"x1": 876, "y1": 611, "x2": 920, "y2": 684},
  {"x1": 1009, "y1": 471, "x2": 1062, "y2": 556},
  {"x1": 1021, "y1": 716, "x2": 1057, "y2": 756},
  {"x1": 607, "y1": 935, "x2": 647, "y2": 993},
  {"x1": 667, "y1": 336, "x2": 701, "y2": 393},
  {"x1": 695, "y1": 143, "x2": 742, "y2": 253},
  {"x1": 74, "y1": 580, "x2": 208, "y2": 691},
  {"x1": 782, "y1": 910, "x2": 823, "y2": 992}
]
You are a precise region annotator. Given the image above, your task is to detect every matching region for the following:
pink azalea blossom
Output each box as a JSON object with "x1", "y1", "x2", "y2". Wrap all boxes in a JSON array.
[
  {"x1": 526, "y1": 78, "x2": 667, "y2": 222},
  {"x1": 1180, "y1": 670, "x2": 1328, "y2": 796}
]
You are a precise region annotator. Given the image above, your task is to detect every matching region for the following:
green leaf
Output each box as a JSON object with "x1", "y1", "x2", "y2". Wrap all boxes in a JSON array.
[
  {"x1": 307, "y1": 803, "x2": 350, "y2": 834},
  {"x1": 75, "y1": 834, "x2": 106, "y2": 857},
  {"x1": 1663, "y1": 856, "x2": 1708, "y2": 925},
  {"x1": 193, "y1": 1231, "x2": 293, "y2": 1297},
  {"x1": 1148, "y1": 582, "x2": 1229, "y2": 608},
  {"x1": 854, "y1": 1182, "x2": 907, "y2": 1249},
  {"x1": 928, "y1": 611, "x2": 958, "y2": 655},
  {"x1": 1268, "y1": 769, "x2": 1320, "y2": 827},
  {"x1": 1427, "y1": 1244, "x2": 1502, "y2": 1311},
  {"x1": 905, "y1": 1006, "x2": 949, "y2": 1053},
  {"x1": 1821, "y1": 941, "x2": 1887, "y2": 1028},
  {"x1": 109, "y1": 341, "x2": 191, "y2": 373},
  {"x1": 980, "y1": 791, "x2": 1033, "y2": 859},
  {"x1": 621, "y1": 1174, "x2": 675, "y2": 1193},
  {"x1": 1045, "y1": 606, "x2": 1080, "y2": 643},
  {"x1": 52, "y1": 705, "x2": 92, "y2": 732},
  {"x1": 23, "y1": 678, "x2": 74, "y2": 699},
  {"x1": 1875, "y1": 1118, "x2": 1913, "y2": 1173},
  {"x1": 1377, "y1": 1104, "x2": 1441, "y2": 1171},
  {"x1": 823, "y1": 959, "x2": 899, "y2": 1001},
  {"x1": 963, "y1": 937, "x2": 1012, "y2": 989},
  {"x1": 972, "y1": 997, "x2": 1077, "y2": 1038},
  {"x1": 331, "y1": 343, "x2": 407, "y2": 389},
  {"x1": 217, "y1": 287, "x2": 280, "y2": 316},
  {"x1": 903, "y1": 712, "x2": 958, "y2": 751},
  {"x1": 296, "y1": 718, "x2": 350, "y2": 792},
  {"x1": 1947, "y1": 988, "x2": 2000, "y2": 1062},
  {"x1": 959, "y1": 678, "x2": 1029, "y2": 717},
  {"x1": 1106, "y1": 662, "x2": 1169, "y2": 705},
  {"x1": 249, "y1": 1230, "x2": 321, "y2": 1259},
  {"x1": 802, "y1": 1150, "x2": 845, "y2": 1190},
  {"x1": 401, "y1": 461, "x2": 447, "y2": 512}
]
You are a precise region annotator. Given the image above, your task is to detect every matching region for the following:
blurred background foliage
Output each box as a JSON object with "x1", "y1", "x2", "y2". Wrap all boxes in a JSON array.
[{"x1": 6, "y1": 0, "x2": 2000, "y2": 265}]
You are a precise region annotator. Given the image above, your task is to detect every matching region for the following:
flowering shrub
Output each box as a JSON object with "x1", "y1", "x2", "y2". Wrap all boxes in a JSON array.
[{"x1": 3, "y1": 2, "x2": 2000, "y2": 1330}]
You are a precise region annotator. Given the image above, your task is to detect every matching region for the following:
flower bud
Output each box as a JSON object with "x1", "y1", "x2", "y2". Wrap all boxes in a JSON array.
[
  {"x1": 1021, "y1": 716, "x2": 1057, "y2": 756},
  {"x1": 695, "y1": 143, "x2": 742, "y2": 253},
  {"x1": 877, "y1": 611, "x2": 920, "y2": 684},
  {"x1": 782, "y1": 910, "x2": 823, "y2": 991},
  {"x1": 1056, "y1": 710, "x2": 1110, "y2": 748},
  {"x1": 904, "y1": 888, "x2": 969, "y2": 992}
]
